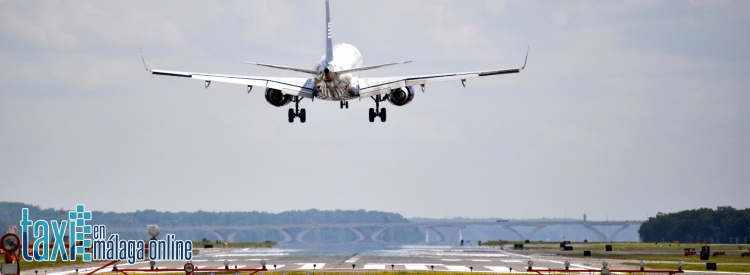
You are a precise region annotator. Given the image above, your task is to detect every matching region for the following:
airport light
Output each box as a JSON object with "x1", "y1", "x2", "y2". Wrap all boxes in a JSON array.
[
  {"x1": 431, "y1": 265, "x2": 434, "y2": 271},
  {"x1": 601, "y1": 260, "x2": 610, "y2": 275},
  {"x1": 313, "y1": 264, "x2": 316, "y2": 270},
  {"x1": 678, "y1": 261, "x2": 684, "y2": 271},
  {"x1": 260, "y1": 259, "x2": 266, "y2": 269},
  {"x1": 527, "y1": 260, "x2": 534, "y2": 271},
  {"x1": 352, "y1": 264, "x2": 355, "y2": 269},
  {"x1": 223, "y1": 260, "x2": 229, "y2": 269},
  {"x1": 1, "y1": 233, "x2": 20, "y2": 252},
  {"x1": 184, "y1": 263, "x2": 194, "y2": 275},
  {"x1": 150, "y1": 261, "x2": 156, "y2": 270},
  {"x1": 470, "y1": 266, "x2": 473, "y2": 272},
  {"x1": 640, "y1": 261, "x2": 646, "y2": 271},
  {"x1": 148, "y1": 226, "x2": 160, "y2": 240},
  {"x1": 391, "y1": 264, "x2": 394, "y2": 270},
  {"x1": 564, "y1": 260, "x2": 570, "y2": 270},
  {"x1": 274, "y1": 264, "x2": 277, "y2": 270}
]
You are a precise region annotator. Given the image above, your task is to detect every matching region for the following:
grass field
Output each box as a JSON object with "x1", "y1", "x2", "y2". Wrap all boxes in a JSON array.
[
  {"x1": 564, "y1": 253, "x2": 750, "y2": 263},
  {"x1": 499, "y1": 241, "x2": 746, "y2": 252},
  {"x1": 623, "y1": 262, "x2": 750, "y2": 273}
]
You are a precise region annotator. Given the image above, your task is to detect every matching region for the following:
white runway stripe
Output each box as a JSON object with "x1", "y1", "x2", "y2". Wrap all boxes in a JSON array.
[
  {"x1": 486, "y1": 266, "x2": 511, "y2": 272},
  {"x1": 298, "y1": 263, "x2": 325, "y2": 270},
  {"x1": 501, "y1": 260, "x2": 523, "y2": 263},
  {"x1": 445, "y1": 265, "x2": 472, "y2": 271},
  {"x1": 405, "y1": 264, "x2": 429, "y2": 270},
  {"x1": 48, "y1": 270, "x2": 78, "y2": 275},
  {"x1": 364, "y1": 264, "x2": 385, "y2": 269}
]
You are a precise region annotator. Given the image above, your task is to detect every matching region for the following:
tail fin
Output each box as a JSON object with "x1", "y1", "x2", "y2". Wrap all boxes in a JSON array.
[{"x1": 325, "y1": 0, "x2": 333, "y2": 63}]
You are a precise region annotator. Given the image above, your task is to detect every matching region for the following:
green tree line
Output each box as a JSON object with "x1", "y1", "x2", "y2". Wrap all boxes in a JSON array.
[
  {"x1": 638, "y1": 206, "x2": 750, "y2": 243},
  {"x1": 0, "y1": 202, "x2": 422, "y2": 243},
  {"x1": 0, "y1": 201, "x2": 409, "y2": 227}
]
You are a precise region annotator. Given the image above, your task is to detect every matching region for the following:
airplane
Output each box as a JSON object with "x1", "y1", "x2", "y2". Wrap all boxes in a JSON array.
[{"x1": 140, "y1": 0, "x2": 527, "y2": 123}]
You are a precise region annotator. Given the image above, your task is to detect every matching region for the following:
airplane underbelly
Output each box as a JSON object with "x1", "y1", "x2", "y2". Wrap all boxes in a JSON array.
[{"x1": 316, "y1": 84, "x2": 358, "y2": 100}]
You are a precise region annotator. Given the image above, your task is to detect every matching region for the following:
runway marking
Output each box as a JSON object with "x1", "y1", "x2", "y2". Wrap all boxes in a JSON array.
[
  {"x1": 445, "y1": 265, "x2": 472, "y2": 272},
  {"x1": 364, "y1": 264, "x2": 385, "y2": 269},
  {"x1": 345, "y1": 256, "x2": 359, "y2": 263},
  {"x1": 405, "y1": 264, "x2": 429, "y2": 270},
  {"x1": 472, "y1": 259, "x2": 492, "y2": 262},
  {"x1": 486, "y1": 266, "x2": 511, "y2": 272},
  {"x1": 442, "y1": 259, "x2": 461, "y2": 261},
  {"x1": 571, "y1": 264, "x2": 597, "y2": 270},
  {"x1": 214, "y1": 259, "x2": 238, "y2": 262},
  {"x1": 191, "y1": 260, "x2": 209, "y2": 262},
  {"x1": 298, "y1": 263, "x2": 325, "y2": 270},
  {"x1": 545, "y1": 260, "x2": 599, "y2": 270},
  {"x1": 48, "y1": 270, "x2": 78, "y2": 275},
  {"x1": 501, "y1": 260, "x2": 523, "y2": 263}
]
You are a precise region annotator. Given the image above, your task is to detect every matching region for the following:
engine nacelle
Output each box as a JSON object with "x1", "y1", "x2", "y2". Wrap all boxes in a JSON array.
[
  {"x1": 264, "y1": 88, "x2": 292, "y2": 107},
  {"x1": 387, "y1": 86, "x2": 414, "y2": 106}
]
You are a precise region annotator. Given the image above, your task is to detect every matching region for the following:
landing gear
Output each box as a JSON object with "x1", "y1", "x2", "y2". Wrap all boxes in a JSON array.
[
  {"x1": 288, "y1": 96, "x2": 306, "y2": 123},
  {"x1": 340, "y1": 101, "x2": 349, "y2": 109},
  {"x1": 368, "y1": 95, "x2": 387, "y2": 122}
]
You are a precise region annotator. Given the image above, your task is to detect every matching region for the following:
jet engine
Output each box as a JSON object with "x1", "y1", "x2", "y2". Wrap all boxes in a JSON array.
[
  {"x1": 387, "y1": 86, "x2": 414, "y2": 106},
  {"x1": 264, "y1": 88, "x2": 292, "y2": 107}
]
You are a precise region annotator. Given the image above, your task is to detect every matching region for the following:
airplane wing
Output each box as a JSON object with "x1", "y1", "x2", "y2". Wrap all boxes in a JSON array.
[
  {"x1": 141, "y1": 49, "x2": 315, "y2": 98},
  {"x1": 358, "y1": 50, "x2": 528, "y2": 98},
  {"x1": 148, "y1": 69, "x2": 316, "y2": 99},
  {"x1": 358, "y1": 66, "x2": 523, "y2": 98}
]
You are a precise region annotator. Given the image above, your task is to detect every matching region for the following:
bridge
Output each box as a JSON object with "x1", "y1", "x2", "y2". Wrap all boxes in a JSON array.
[{"x1": 107, "y1": 220, "x2": 643, "y2": 244}]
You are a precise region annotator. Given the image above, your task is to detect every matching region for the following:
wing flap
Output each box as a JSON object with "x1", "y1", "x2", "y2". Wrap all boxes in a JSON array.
[{"x1": 148, "y1": 68, "x2": 314, "y2": 98}]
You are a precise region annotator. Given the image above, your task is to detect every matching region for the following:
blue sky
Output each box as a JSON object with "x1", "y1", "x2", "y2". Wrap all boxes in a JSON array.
[{"x1": 0, "y1": 1, "x2": 747, "y2": 220}]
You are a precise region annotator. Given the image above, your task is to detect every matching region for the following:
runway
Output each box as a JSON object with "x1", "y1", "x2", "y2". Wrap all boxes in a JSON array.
[{"x1": 25, "y1": 245, "x2": 738, "y2": 275}]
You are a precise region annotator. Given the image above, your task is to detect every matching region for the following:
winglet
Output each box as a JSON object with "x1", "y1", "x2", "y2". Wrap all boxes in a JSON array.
[
  {"x1": 139, "y1": 47, "x2": 151, "y2": 72},
  {"x1": 521, "y1": 46, "x2": 529, "y2": 70}
]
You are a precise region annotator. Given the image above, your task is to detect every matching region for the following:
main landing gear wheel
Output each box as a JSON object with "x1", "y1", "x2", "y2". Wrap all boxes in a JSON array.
[
  {"x1": 288, "y1": 96, "x2": 306, "y2": 123},
  {"x1": 368, "y1": 94, "x2": 387, "y2": 122},
  {"x1": 340, "y1": 101, "x2": 349, "y2": 109}
]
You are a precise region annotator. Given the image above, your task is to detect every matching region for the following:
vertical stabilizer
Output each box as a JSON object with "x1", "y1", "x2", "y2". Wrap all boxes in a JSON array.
[{"x1": 325, "y1": 0, "x2": 333, "y2": 63}]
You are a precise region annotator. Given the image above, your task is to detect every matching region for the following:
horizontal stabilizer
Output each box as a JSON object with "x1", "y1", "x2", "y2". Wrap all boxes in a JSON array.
[
  {"x1": 337, "y1": 61, "x2": 411, "y2": 75},
  {"x1": 242, "y1": 61, "x2": 319, "y2": 75}
]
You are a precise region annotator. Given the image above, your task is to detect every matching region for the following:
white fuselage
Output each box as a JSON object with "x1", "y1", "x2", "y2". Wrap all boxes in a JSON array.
[{"x1": 312, "y1": 43, "x2": 363, "y2": 100}]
